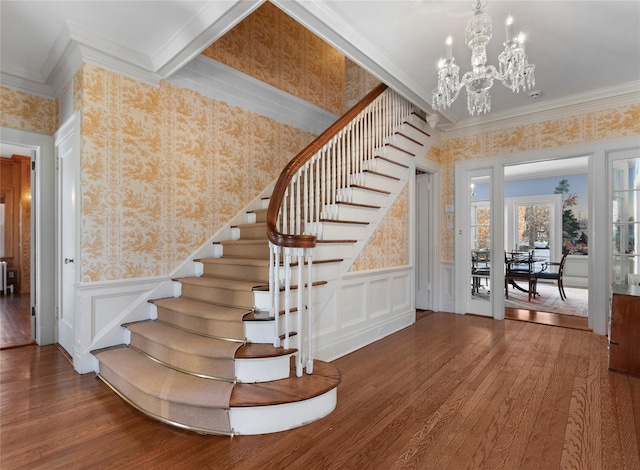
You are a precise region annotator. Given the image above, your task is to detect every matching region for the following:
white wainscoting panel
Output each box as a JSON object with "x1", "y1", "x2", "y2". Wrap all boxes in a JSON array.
[
  {"x1": 314, "y1": 266, "x2": 415, "y2": 363},
  {"x1": 439, "y1": 261, "x2": 456, "y2": 313}
]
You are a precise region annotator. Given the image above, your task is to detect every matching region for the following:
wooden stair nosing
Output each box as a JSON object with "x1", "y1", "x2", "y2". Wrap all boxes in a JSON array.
[
  {"x1": 175, "y1": 276, "x2": 264, "y2": 291},
  {"x1": 316, "y1": 239, "x2": 357, "y2": 244},
  {"x1": 363, "y1": 169, "x2": 400, "y2": 181},
  {"x1": 350, "y1": 184, "x2": 391, "y2": 195},
  {"x1": 374, "y1": 155, "x2": 409, "y2": 169},
  {"x1": 194, "y1": 257, "x2": 270, "y2": 267},
  {"x1": 235, "y1": 343, "x2": 297, "y2": 359},
  {"x1": 252, "y1": 280, "x2": 328, "y2": 292},
  {"x1": 384, "y1": 143, "x2": 415, "y2": 157},
  {"x1": 404, "y1": 120, "x2": 431, "y2": 138},
  {"x1": 230, "y1": 359, "x2": 341, "y2": 407},
  {"x1": 394, "y1": 131, "x2": 424, "y2": 146},
  {"x1": 319, "y1": 218, "x2": 369, "y2": 225},
  {"x1": 335, "y1": 201, "x2": 381, "y2": 209}
]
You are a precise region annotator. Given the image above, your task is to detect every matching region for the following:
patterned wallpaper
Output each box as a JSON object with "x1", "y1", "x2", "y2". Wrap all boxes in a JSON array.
[
  {"x1": 0, "y1": 86, "x2": 58, "y2": 135},
  {"x1": 79, "y1": 64, "x2": 315, "y2": 281},
  {"x1": 203, "y1": 2, "x2": 345, "y2": 116},
  {"x1": 437, "y1": 103, "x2": 640, "y2": 261},
  {"x1": 345, "y1": 57, "x2": 382, "y2": 110},
  {"x1": 351, "y1": 183, "x2": 410, "y2": 271}
]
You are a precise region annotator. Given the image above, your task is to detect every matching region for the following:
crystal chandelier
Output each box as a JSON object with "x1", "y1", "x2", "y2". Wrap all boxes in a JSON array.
[{"x1": 432, "y1": 0, "x2": 535, "y2": 116}]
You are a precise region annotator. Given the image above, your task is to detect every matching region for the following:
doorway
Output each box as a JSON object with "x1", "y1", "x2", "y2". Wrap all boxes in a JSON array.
[
  {"x1": 1, "y1": 144, "x2": 34, "y2": 348},
  {"x1": 503, "y1": 158, "x2": 589, "y2": 325},
  {"x1": 1, "y1": 127, "x2": 56, "y2": 347}
]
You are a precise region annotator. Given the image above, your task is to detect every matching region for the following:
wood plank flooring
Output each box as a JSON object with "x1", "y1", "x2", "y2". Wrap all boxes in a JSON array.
[
  {"x1": 1, "y1": 312, "x2": 639, "y2": 469},
  {"x1": 0, "y1": 293, "x2": 33, "y2": 349}
]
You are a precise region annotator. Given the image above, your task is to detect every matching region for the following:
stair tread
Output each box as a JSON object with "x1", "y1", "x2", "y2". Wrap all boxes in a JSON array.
[
  {"x1": 320, "y1": 218, "x2": 369, "y2": 225},
  {"x1": 363, "y1": 169, "x2": 400, "y2": 180},
  {"x1": 235, "y1": 343, "x2": 297, "y2": 359},
  {"x1": 126, "y1": 321, "x2": 243, "y2": 358},
  {"x1": 230, "y1": 359, "x2": 341, "y2": 407},
  {"x1": 221, "y1": 239, "x2": 268, "y2": 245},
  {"x1": 336, "y1": 201, "x2": 380, "y2": 209},
  {"x1": 151, "y1": 297, "x2": 251, "y2": 321},
  {"x1": 95, "y1": 347, "x2": 233, "y2": 408},
  {"x1": 176, "y1": 276, "x2": 264, "y2": 291},
  {"x1": 351, "y1": 184, "x2": 391, "y2": 194},
  {"x1": 196, "y1": 257, "x2": 270, "y2": 267},
  {"x1": 374, "y1": 155, "x2": 409, "y2": 169}
]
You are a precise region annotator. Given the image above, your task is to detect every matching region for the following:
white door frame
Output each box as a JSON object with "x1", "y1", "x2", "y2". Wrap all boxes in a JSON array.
[
  {"x1": 54, "y1": 114, "x2": 81, "y2": 359},
  {"x1": 1, "y1": 127, "x2": 56, "y2": 344},
  {"x1": 413, "y1": 160, "x2": 441, "y2": 312},
  {"x1": 454, "y1": 136, "x2": 640, "y2": 335}
]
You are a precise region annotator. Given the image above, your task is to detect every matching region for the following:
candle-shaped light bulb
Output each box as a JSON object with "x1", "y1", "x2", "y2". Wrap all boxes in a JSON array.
[
  {"x1": 446, "y1": 36, "x2": 453, "y2": 60},
  {"x1": 506, "y1": 16, "x2": 514, "y2": 41}
]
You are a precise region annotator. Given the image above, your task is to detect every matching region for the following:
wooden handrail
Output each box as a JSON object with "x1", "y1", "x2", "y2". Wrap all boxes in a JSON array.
[{"x1": 266, "y1": 83, "x2": 388, "y2": 248}]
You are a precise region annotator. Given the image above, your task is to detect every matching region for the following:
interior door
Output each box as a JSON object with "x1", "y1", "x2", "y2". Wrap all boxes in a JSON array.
[
  {"x1": 467, "y1": 172, "x2": 492, "y2": 316},
  {"x1": 415, "y1": 171, "x2": 431, "y2": 309},
  {"x1": 56, "y1": 119, "x2": 77, "y2": 357}
]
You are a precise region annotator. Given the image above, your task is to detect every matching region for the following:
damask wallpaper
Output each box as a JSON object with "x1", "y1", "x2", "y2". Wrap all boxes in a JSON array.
[
  {"x1": 79, "y1": 64, "x2": 315, "y2": 282},
  {"x1": 202, "y1": 2, "x2": 345, "y2": 116},
  {"x1": 436, "y1": 103, "x2": 640, "y2": 261},
  {"x1": 351, "y1": 183, "x2": 410, "y2": 272},
  {"x1": 0, "y1": 86, "x2": 58, "y2": 135}
]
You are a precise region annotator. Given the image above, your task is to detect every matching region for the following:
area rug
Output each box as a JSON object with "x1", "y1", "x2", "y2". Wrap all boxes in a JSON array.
[{"x1": 505, "y1": 281, "x2": 588, "y2": 317}]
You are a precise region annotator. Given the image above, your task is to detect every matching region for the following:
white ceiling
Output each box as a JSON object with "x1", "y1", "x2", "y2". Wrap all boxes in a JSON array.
[{"x1": 1, "y1": 0, "x2": 639, "y2": 132}]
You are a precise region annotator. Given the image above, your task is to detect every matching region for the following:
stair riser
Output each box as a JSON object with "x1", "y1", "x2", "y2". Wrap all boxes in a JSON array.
[
  {"x1": 154, "y1": 305, "x2": 245, "y2": 340},
  {"x1": 368, "y1": 158, "x2": 411, "y2": 179},
  {"x1": 238, "y1": 224, "x2": 267, "y2": 240},
  {"x1": 318, "y1": 222, "x2": 370, "y2": 241},
  {"x1": 229, "y1": 389, "x2": 337, "y2": 435},
  {"x1": 280, "y1": 262, "x2": 340, "y2": 285},
  {"x1": 350, "y1": 172, "x2": 397, "y2": 192},
  {"x1": 244, "y1": 311, "x2": 301, "y2": 344},
  {"x1": 253, "y1": 283, "x2": 327, "y2": 312},
  {"x1": 97, "y1": 361, "x2": 232, "y2": 434},
  {"x1": 340, "y1": 187, "x2": 389, "y2": 207},
  {"x1": 202, "y1": 263, "x2": 270, "y2": 283},
  {"x1": 129, "y1": 332, "x2": 236, "y2": 380},
  {"x1": 236, "y1": 355, "x2": 293, "y2": 383},
  {"x1": 314, "y1": 243, "x2": 356, "y2": 260},
  {"x1": 180, "y1": 284, "x2": 255, "y2": 309},
  {"x1": 406, "y1": 114, "x2": 432, "y2": 136},
  {"x1": 246, "y1": 209, "x2": 267, "y2": 224},
  {"x1": 387, "y1": 133, "x2": 426, "y2": 156},
  {"x1": 222, "y1": 243, "x2": 270, "y2": 258},
  {"x1": 328, "y1": 204, "x2": 378, "y2": 222},
  {"x1": 376, "y1": 145, "x2": 415, "y2": 167}
]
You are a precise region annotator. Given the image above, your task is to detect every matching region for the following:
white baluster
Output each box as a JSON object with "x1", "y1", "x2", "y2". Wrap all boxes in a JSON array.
[
  {"x1": 296, "y1": 248, "x2": 304, "y2": 377},
  {"x1": 305, "y1": 247, "x2": 314, "y2": 374},
  {"x1": 272, "y1": 244, "x2": 281, "y2": 347},
  {"x1": 283, "y1": 247, "x2": 291, "y2": 350}
]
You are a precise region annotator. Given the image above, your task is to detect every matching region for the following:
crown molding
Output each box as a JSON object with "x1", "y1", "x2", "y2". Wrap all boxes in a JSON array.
[
  {"x1": 0, "y1": 60, "x2": 54, "y2": 98},
  {"x1": 4, "y1": 1, "x2": 259, "y2": 99},
  {"x1": 439, "y1": 81, "x2": 640, "y2": 140},
  {"x1": 167, "y1": 56, "x2": 337, "y2": 135},
  {"x1": 154, "y1": 0, "x2": 263, "y2": 78}
]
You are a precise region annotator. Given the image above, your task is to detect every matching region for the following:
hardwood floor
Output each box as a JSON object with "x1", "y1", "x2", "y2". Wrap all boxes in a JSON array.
[
  {"x1": 0, "y1": 293, "x2": 34, "y2": 349},
  {"x1": 505, "y1": 307, "x2": 591, "y2": 331},
  {"x1": 1, "y1": 312, "x2": 639, "y2": 469}
]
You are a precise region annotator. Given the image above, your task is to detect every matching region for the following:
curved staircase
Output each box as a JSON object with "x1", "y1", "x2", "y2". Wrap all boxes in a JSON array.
[
  {"x1": 91, "y1": 85, "x2": 431, "y2": 437},
  {"x1": 92, "y1": 201, "x2": 341, "y2": 436}
]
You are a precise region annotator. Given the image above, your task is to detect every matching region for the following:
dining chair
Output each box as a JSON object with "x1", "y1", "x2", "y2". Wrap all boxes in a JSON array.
[{"x1": 535, "y1": 251, "x2": 571, "y2": 301}]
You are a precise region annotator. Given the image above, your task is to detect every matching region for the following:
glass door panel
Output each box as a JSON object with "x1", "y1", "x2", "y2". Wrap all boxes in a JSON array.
[
  {"x1": 612, "y1": 157, "x2": 640, "y2": 284},
  {"x1": 469, "y1": 174, "x2": 492, "y2": 316}
]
